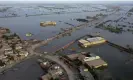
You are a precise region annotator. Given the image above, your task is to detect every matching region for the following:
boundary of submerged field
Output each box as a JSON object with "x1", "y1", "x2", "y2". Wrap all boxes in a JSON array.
[{"x1": 54, "y1": 34, "x2": 133, "y2": 54}]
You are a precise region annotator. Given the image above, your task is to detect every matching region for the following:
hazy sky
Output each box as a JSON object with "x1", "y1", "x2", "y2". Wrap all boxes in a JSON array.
[{"x1": 0, "y1": 0, "x2": 133, "y2": 1}]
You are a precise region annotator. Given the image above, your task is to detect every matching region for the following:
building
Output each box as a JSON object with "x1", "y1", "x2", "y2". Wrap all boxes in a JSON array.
[
  {"x1": 85, "y1": 59, "x2": 107, "y2": 68},
  {"x1": 78, "y1": 39, "x2": 91, "y2": 48},
  {"x1": 87, "y1": 37, "x2": 106, "y2": 45},
  {"x1": 40, "y1": 21, "x2": 56, "y2": 27},
  {"x1": 2, "y1": 44, "x2": 12, "y2": 51},
  {"x1": 40, "y1": 61, "x2": 51, "y2": 69},
  {"x1": 67, "y1": 53, "x2": 80, "y2": 60},
  {"x1": 4, "y1": 50, "x2": 13, "y2": 55},
  {"x1": 0, "y1": 28, "x2": 7, "y2": 34},
  {"x1": 67, "y1": 52, "x2": 107, "y2": 69},
  {"x1": 0, "y1": 55, "x2": 7, "y2": 60},
  {"x1": 15, "y1": 43, "x2": 23, "y2": 50},
  {"x1": 41, "y1": 74, "x2": 51, "y2": 80},
  {"x1": 48, "y1": 65, "x2": 64, "y2": 79},
  {"x1": 78, "y1": 53, "x2": 100, "y2": 62},
  {"x1": 78, "y1": 37, "x2": 106, "y2": 48},
  {"x1": 19, "y1": 50, "x2": 29, "y2": 57}
]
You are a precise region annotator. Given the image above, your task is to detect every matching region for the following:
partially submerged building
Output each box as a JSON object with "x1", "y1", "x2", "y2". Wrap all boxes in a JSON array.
[
  {"x1": 67, "y1": 52, "x2": 107, "y2": 69},
  {"x1": 41, "y1": 74, "x2": 51, "y2": 80},
  {"x1": 85, "y1": 59, "x2": 107, "y2": 68},
  {"x1": 40, "y1": 21, "x2": 56, "y2": 27},
  {"x1": 78, "y1": 37, "x2": 106, "y2": 48},
  {"x1": 40, "y1": 63, "x2": 64, "y2": 80}
]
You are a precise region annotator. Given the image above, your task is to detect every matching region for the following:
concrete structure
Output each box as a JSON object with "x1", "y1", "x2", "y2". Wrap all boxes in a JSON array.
[
  {"x1": 67, "y1": 53, "x2": 107, "y2": 69},
  {"x1": 78, "y1": 53, "x2": 100, "y2": 62},
  {"x1": 87, "y1": 37, "x2": 106, "y2": 45},
  {"x1": 15, "y1": 43, "x2": 23, "y2": 50},
  {"x1": 78, "y1": 37, "x2": 106, "y2": 48},
  {"x1": 40, "y1": 21, "x2": 56, "y2": 27},
  {"x1": 41, "y1": 74, "x2": 51, "y2": 80},
  {"x1": 78, "y1": 39, "x2": 91, "y2": 48},
  {"x1": 85, "y1": 59, "x2": 107, "y2": 68},
  {"x1": 19, "y1": 50, "x2": 29, "y2": 57},
  {"x1": 4, "y1": 50, "x2": 13, "y2": 55},
  {"x1": 2, "y1": 44, "x2": 12, "y2": 51},
  {"x1": 67, "y1": 53, "x2": 79, "y2": 60}
]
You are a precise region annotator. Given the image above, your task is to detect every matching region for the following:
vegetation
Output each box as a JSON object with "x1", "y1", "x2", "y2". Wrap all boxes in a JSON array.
[
  {"x1": 129, "y1": 8, "x2": 133, "y2": 12},
  {"x1": 96, "y1": 23, "x2": 123, "y2": 33},
  {"x1": 127, "y1": 29, "x2": 133, "y2": 33},
  {"x1": 2, "y1": 33, "x2": 20, "y2": 40},
  {"x1": 0, "y1": 7, "x2": 11, "y2": 12},
  {"x1": 126, "y1": 45, "x2": 133, "y2": 52},
  {"x1": 0, "y1": 60, "x2": 5, "y2": 67},
  {"x1": 76, "y1": 18, "x2": 88, "y2": 22},
  {"x1": 103, "y1": 25, "x2": 123, "y2": 33}
]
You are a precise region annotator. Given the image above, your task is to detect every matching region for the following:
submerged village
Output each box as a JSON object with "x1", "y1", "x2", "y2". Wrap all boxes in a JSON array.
[
  {"x1": 0, "y1": 23, "x2": 113, "y2": 80},
  {"x1": 0, "y1": 2, "x2": 133, "y2": 80}
]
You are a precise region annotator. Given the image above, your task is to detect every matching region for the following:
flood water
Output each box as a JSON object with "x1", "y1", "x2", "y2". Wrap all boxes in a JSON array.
[
  {"x1": 0, "y1": 3, "x2": 133, "y2": 80},
  {"x1": 0, "y1": 57, "x2": 45, "y2": 80}
]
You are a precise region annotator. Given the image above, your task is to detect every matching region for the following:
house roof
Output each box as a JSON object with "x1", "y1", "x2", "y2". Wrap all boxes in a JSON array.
[
  {"x1": 85, "y1": 59, "x2": 107, "y2": 68},
  {"x1": 67, "y1": 54, "x2": 79, "y2": 60}
]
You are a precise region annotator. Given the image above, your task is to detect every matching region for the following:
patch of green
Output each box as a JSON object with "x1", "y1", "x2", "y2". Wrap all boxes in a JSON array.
[
  {"x1": 103, "y1": 25, "x2": 123, "y2": 33},
  {"x1": 96, "y1": 24, "x2": 123, "y2": 33},
  {"x1": 129, "y1": 8, "x2": 133, "y2": 12},
  {"x1": 2, "y1": 33, "x2": 20, "y2": 40}
]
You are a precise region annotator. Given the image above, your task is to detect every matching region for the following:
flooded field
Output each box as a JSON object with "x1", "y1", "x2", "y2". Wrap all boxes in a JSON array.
[
  {"x1": 0, "y1": 3, "x2": 133, "y2": 80},
  {"x1": 59, "y1": 37, "x2": 133, "y2": 80},
  {"x1": 0, "y1": 56, "x2": 45, "y2": 80}
]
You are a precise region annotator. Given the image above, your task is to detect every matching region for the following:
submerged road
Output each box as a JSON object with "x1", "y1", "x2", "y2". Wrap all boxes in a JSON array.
[{"x1": 29, "y1": 9, "x2": 118, "y2": 52}]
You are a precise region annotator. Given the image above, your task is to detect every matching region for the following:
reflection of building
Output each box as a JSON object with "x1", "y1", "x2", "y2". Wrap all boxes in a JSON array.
[{"x1": 78, "y1": 37, "x2": 106, "y2": 48}]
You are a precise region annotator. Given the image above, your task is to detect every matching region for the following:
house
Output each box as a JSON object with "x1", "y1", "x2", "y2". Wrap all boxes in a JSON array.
[
  {"x1": 0, "y1": 34, "x2": 3, "y2": 38},
  {"x1": 48, "y1": 65, "x2": 64, "y2": 79},
  {"x1": 78, "y1": 39, "x2": 91, "y2": 48},
  {"x1": 0, "y1": 29, "x2": 7, "y2": 34},
  {"x1": 2, "y1": 44, "x2": 12, "y2": 51},
  {"x1": 67, "y1": 53, "x2": 79, "y2": 60},
  {"x1": 4, "y1": 50, "x2": 14, "y2": 55},
  {"x1": 78, "y1": 53, "x2": 100, "y2": 62},
  {"x1": 15, "y1": 43, "x2": 23, "y2": 50},
  {"x1": 78, "y1": 37, "x2": 106, "y2": 48},
  {"x1": 19, "y1": 50, "x2": 29, "y2": 57},
  {"x1": 0, "y1": 55, "x2": 7, "y2": 60},
  {"x1": 41, "y1": 74, "x2": 51, "y2": 80},
  {"x1": 85, "y1": 59, "x2": 107, "y2": 68}
]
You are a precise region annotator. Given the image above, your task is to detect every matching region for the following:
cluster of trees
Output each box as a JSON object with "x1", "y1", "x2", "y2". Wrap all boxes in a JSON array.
[
  {"x1": 129, "y1": 8, "x2": 133, "y2": 12},
  {"x1": 96, "y1": 23, "x2": 123, "y2": 33},
  {"x1": 2, "y1": 33, "x2": 20, "y2": 40},
  {"x1": 103, "y1": 25, "x2": 123, "y2": 33},
  {"x1": 76, "y1": 18, "x2": 88, "y2": 22},
  {"x1": 0, "y1": 7, "x2": 11, "y2": 12}
]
